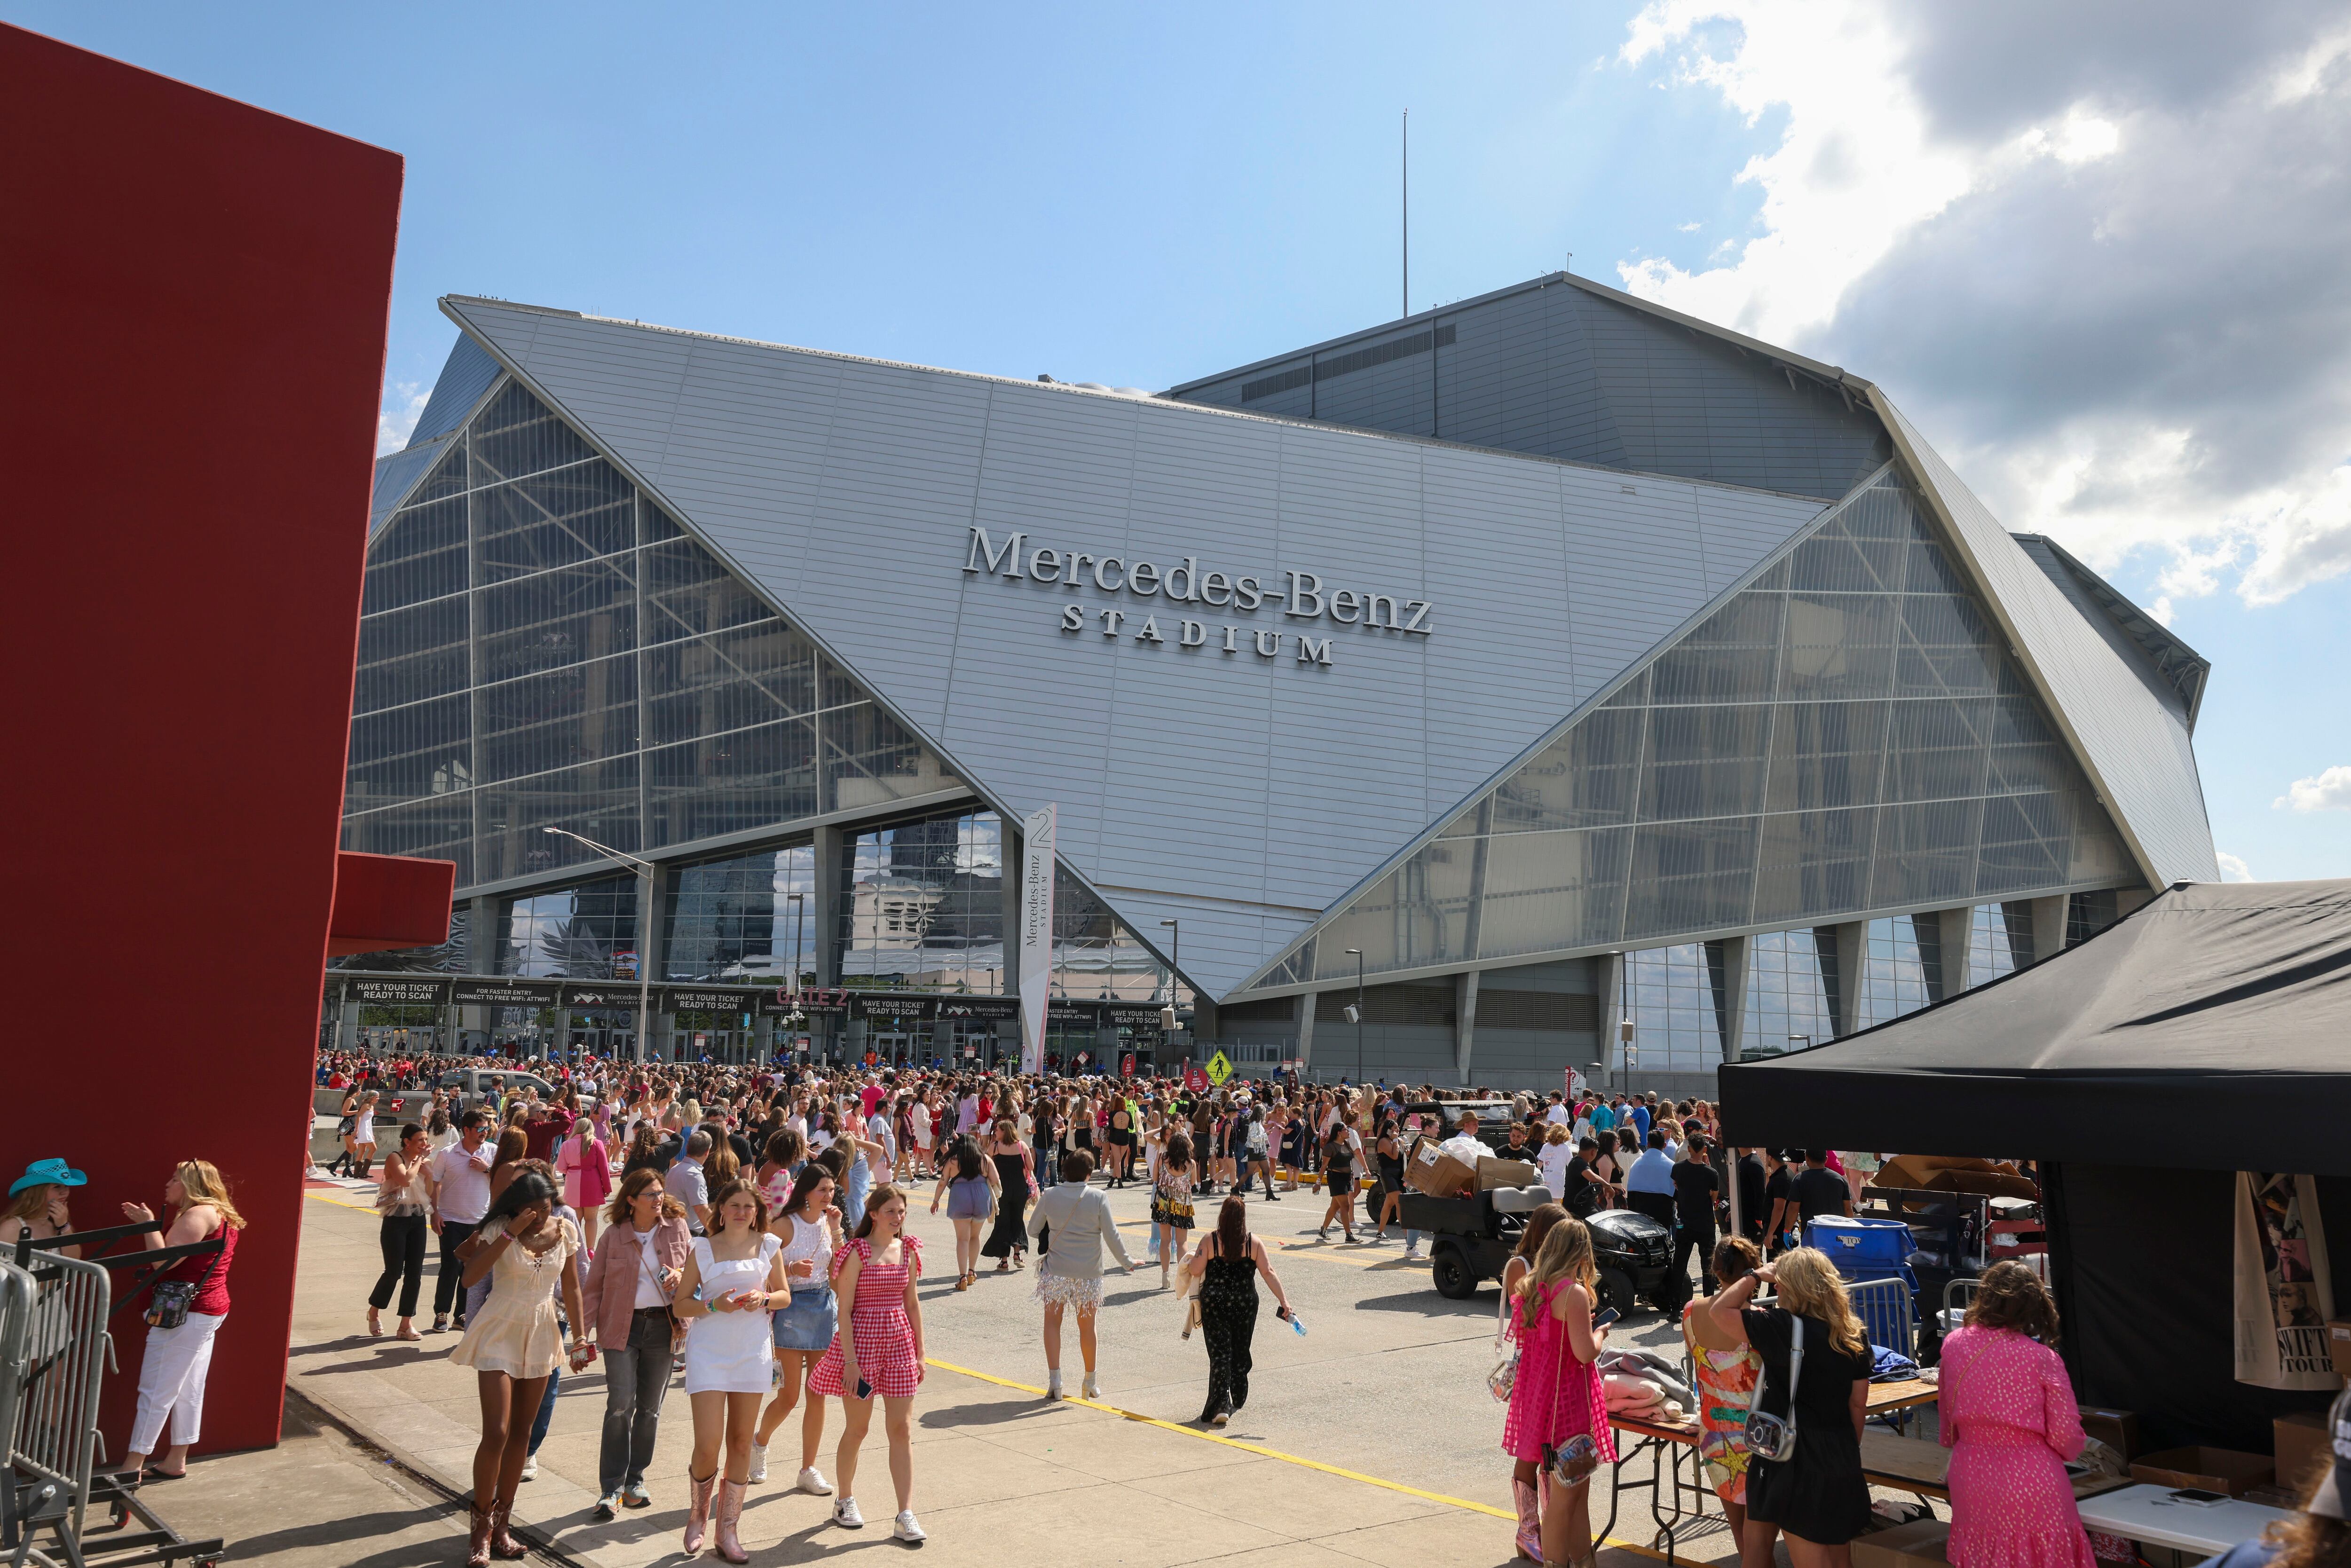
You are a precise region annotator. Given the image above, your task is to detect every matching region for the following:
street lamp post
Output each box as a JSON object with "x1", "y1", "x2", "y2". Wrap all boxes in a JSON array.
[
  {"x1": 542, "y1": 827, "x2": 657, "y2": 1064},
  {"x1": 1345, "y1": 947, "x2": 1365, "y2": 1087},
  {"x1": 1159, "y1": 919, "x2": 1180, "y2": 1079}
]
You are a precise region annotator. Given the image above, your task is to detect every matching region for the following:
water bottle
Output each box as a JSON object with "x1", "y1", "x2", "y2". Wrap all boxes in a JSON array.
[{"x1": 1287, "y1": 1309, "x2": 1307, "y2": 1336}]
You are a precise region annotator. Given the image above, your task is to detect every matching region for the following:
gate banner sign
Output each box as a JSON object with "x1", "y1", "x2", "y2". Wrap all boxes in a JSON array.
[
  {"x1": 850, "y1": 993, "x2": 937, "y2": 1024},
  {"x1": 450, "y1": 978, "x2": 563, "y2": 1006},
  {"x1": 349, "y1": 977, "x2": 450, "y2": 1007},
  {"x1": 561, "y1": 983, "x2": 643, "y2": 1012},
  {"x1": 664, "y1": 987, "x2": 755, "y2": 1016},
  {"x1": 775, "y1": 987, "x2": 850, "y2": 1016},
  {"x1": 1104, "y1": 1004, "x2": 1165, "y2": 1029},
  {"x1": 1046, "y1": 1000, "x2": 1102, "y2": 1027},
  {"x1": 937, "y1": 996, "x2": 1020, "y2": 1023}
]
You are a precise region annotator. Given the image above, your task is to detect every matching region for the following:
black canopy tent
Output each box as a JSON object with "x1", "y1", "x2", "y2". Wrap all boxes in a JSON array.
[{"x1": 1719, "y1": 879, "x2": 2351, "y2": 1454}]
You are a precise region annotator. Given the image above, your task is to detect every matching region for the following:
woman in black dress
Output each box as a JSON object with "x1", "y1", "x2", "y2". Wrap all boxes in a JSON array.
[
  {"x1": 1316, "y1": 1127, "x2": 1359, "y2": 1243},
  {"x1": 1703, "y1": 1246, "x2": 1874, "y2": 1568},
  {"x1": 981, "y1": 1119, "x2": 1034, "y2": 1272},
  {"x1": 1183, "y1": 1196, "x2": 1293, "y2": 1427}
]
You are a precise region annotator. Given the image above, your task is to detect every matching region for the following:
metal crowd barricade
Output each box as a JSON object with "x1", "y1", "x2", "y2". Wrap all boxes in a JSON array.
[
  {"x1": 6, "y1": 1227, "x2": 225, "y2": 1568},
  {"x1": 1846, "y1": 1274, "x2": 1916, "y2": 1361}
]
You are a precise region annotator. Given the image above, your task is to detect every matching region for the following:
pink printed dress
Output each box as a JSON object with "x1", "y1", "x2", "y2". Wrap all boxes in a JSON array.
[
  {"x1": 1938, "y1": 1326, "x2": 2096, "y2": 1568},
  {"x1": 1501, "y1": 1281, "x2": 1617, "y2": 1466},
  {"x1": 809, "y1": 1236, "x2": 924, "y2": 1399}
]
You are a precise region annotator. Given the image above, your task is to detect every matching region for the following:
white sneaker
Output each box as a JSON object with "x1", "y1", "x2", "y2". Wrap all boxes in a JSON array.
[
  {"x1": 747, "y1": 1442, "x2": 767, "y2": 1482},
  {"x1": 797, "y1": 1466, "x2": 833, "y2": 1496},
  {"x1": 1046, "y1": 1370, "x2": 1063, "y2": 1401},
  {"x1": 1081, "y1": 1375, "x2": 1101, "y2": 1401},
  {"x1": 519, "y1": 1456, "x2": 538, "y2": 1482},
  {"x1": 834, "y1": 1496, "x2": 865, "y2": 1529},
  {"x1": 1403, "y1": 1245, "x2": 1424, "y2": 1261},
  {"x1": 894, "y1": 1509, "x2": 927, "y2": 1544}
]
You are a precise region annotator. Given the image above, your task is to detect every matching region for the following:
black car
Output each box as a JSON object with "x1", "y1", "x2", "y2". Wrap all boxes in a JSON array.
[{"x1": 1400, "y1": 1186, "x2": 1685, "y2": 1318}]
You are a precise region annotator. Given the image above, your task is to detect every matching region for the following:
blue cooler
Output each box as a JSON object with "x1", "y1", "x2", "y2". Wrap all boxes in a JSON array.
[{"x1": 1805, "y1": 1216, "x2": 1920, "y2": 1356}]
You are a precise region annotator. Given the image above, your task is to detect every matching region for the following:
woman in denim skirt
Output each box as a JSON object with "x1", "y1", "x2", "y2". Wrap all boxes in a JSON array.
[{"x1": 751, "y1": 1164, "x2": 844, "y2": 1497}]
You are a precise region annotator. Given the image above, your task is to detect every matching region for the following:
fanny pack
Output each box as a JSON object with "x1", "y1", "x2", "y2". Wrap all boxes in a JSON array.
[
  {"x1": 1744, "y1": 1314, "x2": 1806, "y2": 1463},
  {"x1": 145, "y1": 1248, "x2": 222, "y2": 1331}
]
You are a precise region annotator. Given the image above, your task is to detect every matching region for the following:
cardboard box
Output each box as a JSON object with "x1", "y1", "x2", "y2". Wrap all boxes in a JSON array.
[
  {"x1": 1405, "y1": 1141, "x2": 1477, "y2": 1198},
  {"x1": 2129, "y1": 1447, "x2": 2275, "y2": 1498},
  {"x1": 2277, "y1": 1412, "x2": 2332, "y2": 1492},
  {"x1": 1850, "y1": 1520, "x2": 1952, "y2": 1568},
  {"x1": 2327, "y1": 1321, "x2": 2351, "y2": 1377},
  {"x1": 1870, "y1": 1154, "x2": 2040, "y2": 1202},
  {"x1": 2080, "y1": 1408, "x2": 2143, "y2": 1461},
  {"x1": 1476, "y1": 1157, "x2": 1539, "y2": 1191}
]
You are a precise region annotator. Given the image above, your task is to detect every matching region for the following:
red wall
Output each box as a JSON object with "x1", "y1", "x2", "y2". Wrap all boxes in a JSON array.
[{"x1": 1, "y1": 24, "x2": 402, "y2": 1455}]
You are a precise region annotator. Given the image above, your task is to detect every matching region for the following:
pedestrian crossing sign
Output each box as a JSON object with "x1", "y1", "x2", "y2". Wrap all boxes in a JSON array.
[{"x1": 1205, "y1": 1051, "x2": 1233, "y2": 1086}]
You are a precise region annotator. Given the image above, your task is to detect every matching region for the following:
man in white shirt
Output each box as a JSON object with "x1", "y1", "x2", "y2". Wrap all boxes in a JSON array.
[
  {"x1": 1544, "y1": 1093, "x2": 1573, "y2": 1128},
  {"x1": 424, "y1": 1110, "x2": 495, "y2": 1332},
  {"x1": 1437, "y1": 1111, "x2": 1492, "y2": 1171}
]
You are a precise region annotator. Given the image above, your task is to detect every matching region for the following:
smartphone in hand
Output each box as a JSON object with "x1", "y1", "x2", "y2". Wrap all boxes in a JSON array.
[{"x1": 1593, "y1": 1307, "x2": 1621, "y2": 1329}]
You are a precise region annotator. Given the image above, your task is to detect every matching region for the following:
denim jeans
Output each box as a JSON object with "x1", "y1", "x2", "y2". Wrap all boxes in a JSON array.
[
  {"x1": 529, "y1": 1318, "x2": 566, "y2": 1455},
  {"x1": 598, "y1": 1309, "x2": 676, "y2": 1495}
]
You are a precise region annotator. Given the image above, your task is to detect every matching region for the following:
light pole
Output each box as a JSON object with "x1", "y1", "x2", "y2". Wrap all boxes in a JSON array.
[
  {"x1": 542, "y1": 826, "x2": 657, "y2": 1064},
  {"x1": 1345, "y1": 947, "x2": 1365, "y2": 1087},
  {"x1": 1158, "y1": 919, "x2": 1180, "y2": 1078}
]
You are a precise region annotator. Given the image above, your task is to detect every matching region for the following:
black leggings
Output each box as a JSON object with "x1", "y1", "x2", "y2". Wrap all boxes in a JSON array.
[{"x1": 371, "y1": 1212, "x2": 428, "y2": 1317}]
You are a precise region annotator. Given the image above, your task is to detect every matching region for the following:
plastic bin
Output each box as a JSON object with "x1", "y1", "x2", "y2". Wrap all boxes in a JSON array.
[{"x1": 1807, "y1": 1216, "x2": 1918, "y2": 1278}]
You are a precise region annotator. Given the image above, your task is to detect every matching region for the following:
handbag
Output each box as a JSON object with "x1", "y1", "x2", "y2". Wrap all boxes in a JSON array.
[
  {"x1": 145, "y1": 1245, "x2": 222, "y2": 1331},
  {"x1": 1490, "y1": 1279, "x2": 1527, "y2": 1402},
  {"x1": 1744, "y1": 1312, "x2": 1806, "y2": 1463}
]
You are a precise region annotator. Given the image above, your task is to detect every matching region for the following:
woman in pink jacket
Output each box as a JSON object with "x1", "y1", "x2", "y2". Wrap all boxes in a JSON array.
[
  {"x1": 580, "y1": 1170, "x2": 692, "y2": 1520},
  {"x1": 1939, "y1": 1262, "x2": 2095, "y2": 1568},
  {"x1": 559, "y1": 1119, "x2": 614, "y2": 1250}
]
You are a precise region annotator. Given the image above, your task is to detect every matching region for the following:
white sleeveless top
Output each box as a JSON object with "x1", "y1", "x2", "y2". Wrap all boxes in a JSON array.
[{"x1": 777, "y1": 1208, "x2": 835, "y2": 1284}]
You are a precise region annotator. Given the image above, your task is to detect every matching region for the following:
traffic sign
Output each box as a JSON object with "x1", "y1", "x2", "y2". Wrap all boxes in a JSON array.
[{"x1": 1205, "y1": 1050, "x2": 1233, "y2": 1087}]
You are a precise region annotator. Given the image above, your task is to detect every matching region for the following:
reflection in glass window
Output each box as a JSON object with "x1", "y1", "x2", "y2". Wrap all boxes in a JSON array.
[
  {"x1": 1740, "y1": 930, "x2": 1837, "y2": 1057},
  {"x1": 500, "y1": 877, "x2": 639, "y2": 979},
  {"x1": 666, "y1": 845, "x2": 817, "y2": 984},
  {"x1": 1857, "y1": 915, "x2": 1932, "y2": 1029},
  {"x1": 1968, "y1": 902, "x2": 2031, "y2": 986},
  {"x1": 1625, "y1": 943, "x2": 1726, "y2": 1074},
  {"x1": 840, "y1": 812, "x2": 1005, "y2": 993}
]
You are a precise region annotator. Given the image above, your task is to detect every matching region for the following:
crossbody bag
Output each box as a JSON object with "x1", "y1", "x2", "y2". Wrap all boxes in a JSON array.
[
  {"x1": 1744, "y1": 1313, "x2": 1806, "y2": 1462},
  {"x1": 145, "y1": 1244, "x2": 222, "y2": 1331}
]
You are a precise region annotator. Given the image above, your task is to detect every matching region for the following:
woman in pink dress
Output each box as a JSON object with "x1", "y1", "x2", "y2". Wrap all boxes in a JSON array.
[
  {"x1": 1502, "y1": 1216, "x2": 1617, "y2": 1568},
  {"x1": 809, "y1": 1183, "x2": 927, "y2": 1543},
  {"x1": 1939, "y1": 1262, "x2": 2095, "y2": 1568}
]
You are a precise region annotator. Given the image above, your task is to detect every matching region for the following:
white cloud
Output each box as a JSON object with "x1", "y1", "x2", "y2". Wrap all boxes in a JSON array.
[
  {"x1": 1677, "y1": 220, "x2": 1703, "y2": 232},
  {"x1": 2215, "y1": 850, "x2": 2256, "y2": 882},
  {"x1": 2275, "y1": 765, "x2": 2351, "y2": 812},
  {"x1": 376, "y1": 381, "x2": 427, "y2": 457},
  {"x1": 1614, "y1": 3, "x2": 2351, "y2": 610}
]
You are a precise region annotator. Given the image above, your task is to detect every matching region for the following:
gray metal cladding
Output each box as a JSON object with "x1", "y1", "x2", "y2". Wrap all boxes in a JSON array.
[
  {"x1": 1878, "y1": 396, "x2": 2218, "y2": 886},
  {"x1": 1170, "y1": 274, "x2": 1887, "y2": 501},
  {"x1": 441, "y1": 297, "x2": 1831, "y2": 997},
  {"x1": 408, "y1": 333, "x2": 506, "y2": 450}
]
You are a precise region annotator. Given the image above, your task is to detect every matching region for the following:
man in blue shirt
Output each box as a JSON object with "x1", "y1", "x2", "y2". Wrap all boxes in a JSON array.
[
  {"x1": 1628, "y1": 1097, "x2": 1652, "y2": 1144},
  {"x1": 1589, "y1": 1098, "x2": 1617, "y2": 1133},
  {"x1": 1623, "y1": 1129, "x2": 1677, "y2": 1229}
]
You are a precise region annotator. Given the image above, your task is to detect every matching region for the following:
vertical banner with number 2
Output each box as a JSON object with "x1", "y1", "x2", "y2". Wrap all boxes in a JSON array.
[{"x1": 1017, "y1": 804, "x2": 1057, "y2": 1076}]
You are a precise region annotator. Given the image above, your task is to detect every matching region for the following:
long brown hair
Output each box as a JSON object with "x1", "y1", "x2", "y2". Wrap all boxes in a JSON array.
[
  {"x1": 1965, "y1": 1259, "x2": 2061, "y2": 1343},
  {"x1": 706, "y1": 1179, "x2": 769, "y2": 1237},
  {"x1": 2264, "y1": 1463, "x2": 2351, "y2": 1568},
  {"x1": 1215, "y1": 1194, "x2": 1248, "y2": 1258},
  {"x1": 854, "y1": 1182, "x2": 907, "y2": 1242},
  {"x1": 1515, "y1": 1202, "x2": 1569, "y2": 1262},
  {"x1": 1517, "y1": 1213, "x2": 1595, "y2": 1305},
  {"x1": 604, "y1": 1166, "x2": 685, "y2": 1226}
]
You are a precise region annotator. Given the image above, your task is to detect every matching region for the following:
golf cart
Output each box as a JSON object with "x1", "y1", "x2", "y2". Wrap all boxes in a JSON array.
[{"x1": 1401, "y1": 1186, "x2": 1685, "y2": 1318}]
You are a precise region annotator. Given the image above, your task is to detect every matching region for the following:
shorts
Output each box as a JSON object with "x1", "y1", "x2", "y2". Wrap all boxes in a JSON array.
[
  {"x1": 1327, "y1": 1171, "x2": 1355, "y2": 1197},
  {"x1": 945, "y1": 1180, "x2": 992, "y2": 1220},
  {"x1": 772, "y1": 1286, "x2": 838, "y2": 1352},
  {"x1": 1033, "y1": 1273, "x2": 1104, "y2": 1316}
]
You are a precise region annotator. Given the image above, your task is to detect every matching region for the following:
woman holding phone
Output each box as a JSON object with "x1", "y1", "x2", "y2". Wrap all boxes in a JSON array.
[
  {"x1": 751, "y1": 1165, "x2": 844, "y2": 1497},
  {"x1": 672, "y1": 1181, "x2": 785, "y2": 1564},
  {"x1": 1502, "y1": 1216, "x2": 1616, "y2": 1568},
  {"x1": 808, "y1": 1184, "x2": 926, "y2": 1543}
]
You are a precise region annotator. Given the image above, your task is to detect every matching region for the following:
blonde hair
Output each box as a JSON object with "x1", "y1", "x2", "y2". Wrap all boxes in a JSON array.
[
  {"x1": 1544, "y1": 1123, "x2": 1571, "y2": 1146},
  {"x1": 175, "y1": 1160, "x2": 247, "y2": 1230},
  {"x1": 1515, "y1": 1213, "x2": 1596, "y2": 1322},
  {"x1": 4, "y1": 1186, "x2": 53, "y2": 1225},
  {"x1": 1771, "y1": 1246, "x2": 1867, "y2": 1358}
]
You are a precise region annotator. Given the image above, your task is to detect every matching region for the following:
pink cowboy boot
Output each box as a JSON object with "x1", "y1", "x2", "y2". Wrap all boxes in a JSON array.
[
  {"x1": 1512, "y1": 1477, "x2": 1543, "y2": 1561},
  {"x1": 683, "y1": 1471, "x2": 716, "y2": 1555},
  {"x1": 714, "y1": 1478, "x2": 750, "y2": 1563}
]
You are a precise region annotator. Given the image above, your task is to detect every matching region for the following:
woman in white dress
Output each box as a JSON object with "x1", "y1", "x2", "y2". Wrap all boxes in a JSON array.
[{"x1": 671, "y1": 1180, "x2": 786, "y2": 1564}]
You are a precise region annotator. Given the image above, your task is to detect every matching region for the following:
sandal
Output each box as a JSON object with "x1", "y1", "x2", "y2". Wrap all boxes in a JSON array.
[{"x1": 366, "y1": 1308, "x2": 382, "y2": 1337}]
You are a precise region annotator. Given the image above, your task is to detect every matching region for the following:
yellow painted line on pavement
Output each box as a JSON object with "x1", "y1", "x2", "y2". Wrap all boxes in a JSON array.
[{"x1": 306, "y1": 1189, "x2": 381, "y2": 1214}]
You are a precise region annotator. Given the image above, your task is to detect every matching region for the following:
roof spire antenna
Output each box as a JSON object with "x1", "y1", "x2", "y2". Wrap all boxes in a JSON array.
[
  {"x1": 1564, "y1": 251, "x2": 1573, "y2": 276},
  {"x1": 1401, "y1": 108, "x2": 1410, "y2": 320}
]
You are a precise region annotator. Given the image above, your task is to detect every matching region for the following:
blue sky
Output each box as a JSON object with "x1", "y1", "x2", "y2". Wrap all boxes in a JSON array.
[{"x1": 15, "y1": 1, "x2": 2347, "y2": 881}]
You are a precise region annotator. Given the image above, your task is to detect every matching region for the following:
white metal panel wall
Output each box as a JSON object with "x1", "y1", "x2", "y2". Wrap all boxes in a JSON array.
[
  {"x1": 1879, "y1": 397, "x2": 2219, "y2": 886},
  {"x1": 443, "y1": 299, "x2": 1830, "y2": 995}
]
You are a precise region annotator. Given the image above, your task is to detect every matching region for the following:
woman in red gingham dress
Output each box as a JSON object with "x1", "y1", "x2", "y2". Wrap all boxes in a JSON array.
[
  {"x1": 808, "y1": 1184, "x2": 928, "y2": 1541},
  {"x1": 1502, "y1": 1217, "x2": 1616, "y2": 1568}
]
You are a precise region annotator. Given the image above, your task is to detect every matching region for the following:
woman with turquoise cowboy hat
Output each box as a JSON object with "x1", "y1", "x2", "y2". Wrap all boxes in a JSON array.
[{"x1": 2, "y1": 1158, "x2": 87, "y2": 1260}]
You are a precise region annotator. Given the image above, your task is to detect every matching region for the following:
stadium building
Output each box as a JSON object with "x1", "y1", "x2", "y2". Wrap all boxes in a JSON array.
[{"x1": 338, "y1": 271, "x2": 2216, "y2": 1092}]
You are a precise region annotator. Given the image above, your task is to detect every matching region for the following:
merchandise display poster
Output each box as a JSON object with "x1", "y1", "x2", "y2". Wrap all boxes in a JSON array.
[{"x1": 1017, "y1": 804, "x2": 1056, "y2": 1075}]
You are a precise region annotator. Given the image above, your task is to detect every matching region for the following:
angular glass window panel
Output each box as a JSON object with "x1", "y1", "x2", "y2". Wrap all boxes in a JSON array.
[
  {"x1": 1884, "y1": 697, "x2": 1992, "y2": 802},
  {"x1": 1903, "y1": 539, "x2": 1969, "y2": 596},
  {"x1": 1965, "y1": 902, "x2": 2020, "y2": 988},
  {"x1": 639, "y1": 497, "x2": 686, "y2": 545},
  {"x1": 354, "y1": 644, "x2": 471, "y2": 717},
  {"x1": 1974, "y1": 792, "x2": 2072, "y2": 895},
  {"x1": 645, "y1": 647, "x2": 797, "y2": 748},
  {"x1": 1650, "y1": 592, "x2": 1784, "y2": 706},
  {"x1": 1984, "y1": 696, "x2": 2076, "y2": 796},
  {"x1": 1787, "y1": 530, "x2": 1907, "y2": 593},
  {"x1": 665, "y1": 845, "x2": 817, "y2": 984},
  {"x1": 822, "y1": 701, "x2": 958, "y2": 812},
  {"x1": 476, "y1": 557, "x2": 638, "y2": 684},
  {"x1": 476, "y1": 654, "x2": 641, "y2": 784},
  {"x1": 2062, "y1": 798, "x2": 2133, "y2": 884},
  {"x1": 1841, "y1": 480, "x2": 1919, "y2": 540},
  {"x1": 359, "y1": 596, "x2": 469, "y2": 670},
  {"x1": 1780, "y1": 594, "x2": 1897, "y2": 699},
  {"x1": 1490, "y1": 709, "x2": 1644, "y2": 832},
  {"x1": 474, "y1": 756, "x2": 641, "y2": 884},
  {"x1": 647, "y1": 717, "x2": 819, "y2": 849},
  {"x1": 1640, "y1": 706, "x2": 1770, "y2": 821},
  {"x1": 1624, "y1": 817, "x2": 1759, "y2": 939},
  {"x1": 1752, "y1": 806, "x2": 1877, "y2": 924},
  {"x1": 503, "y1": 875, "x2": 640, "y2": 980},
  {"x1": 1474, "y1": 827, "x2": 1633, "y2": 961},
  {"x1": 1868, "y1": 798, "x2": 1983, "y2": 907},
  {"x1": 348, "y1": 690, "x2": 470, "y2": 774},
  {"x1": 1305, "y1": 866, "x2": 1404, "y2": 976},
  {"x1": 1626, "y1": 943, "x2": 1724, "y2": 1073},
  {"x1": 819, "y1": 656, "x2": 865, "y2": 711},
  {"x1": 1764, "y1": 701, "x2": 1887, "y2": 813},
  {"x1": 642, "y1": 537, "x2": 774, "y2": 642},
  {"x1": 363, "y1": 497, "x2": 468, "y2": 615},
  {"x1": 1739, "y1": 929, "x2": 1835, "y2": 1058},
  {"x1": 472, "y1": 463, "x2": 636, "y2": 584},
  {"x1": 468, "y1": 381, "x2": 597, "y2": 488},
  {"x1": 1895, "y1": 592, "x2": 2001, "y2": 697},
  {"x1": 1858, "y1": 914, "x2": 1932, "y2": 1029},
  {"x1": 341, "y1": 796, "x2": 473, "y2": 888},
  {"x1": 1601, "y1": 670, "x2": 1650, "y2": 709}
]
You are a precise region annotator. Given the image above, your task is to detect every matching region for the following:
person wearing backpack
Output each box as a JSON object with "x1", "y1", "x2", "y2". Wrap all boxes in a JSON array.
[{"x1": 1704, "y1": 1248, "x2": 1874, "y2": 1568}]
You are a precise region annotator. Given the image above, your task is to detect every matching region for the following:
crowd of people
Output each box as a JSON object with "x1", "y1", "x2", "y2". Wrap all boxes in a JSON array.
[{"x1": 13, "y1": 1047, "x2": 2328, "y2": 1568}]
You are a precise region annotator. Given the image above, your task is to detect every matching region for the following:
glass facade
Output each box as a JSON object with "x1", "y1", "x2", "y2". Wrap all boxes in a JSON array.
[
  {"x1": 498, "y1": 876, "x2": 640, "y2": 979},
  {"x1": 1622, "y1": 944, "x2": 1728, "y2": 1075},
  {"x1": 342, "y1": 380, "x2": 961, "y2": 891},
  {"x1": 1739, "y1": 929, "x2": 1838, "y2": 1057},
  {"x1": 1968, "y1": 901, "x2": 2031, "y2": 987},
  {"x1": 1857, "y1": 915, "x2": 1934, "y2": 1030},
  {"x1": 667, "y1": 845, "x2": 817, "y2": 983},
  {"x1": 1263, "y1": 470, "x2": 2135, "y2": 990}
]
